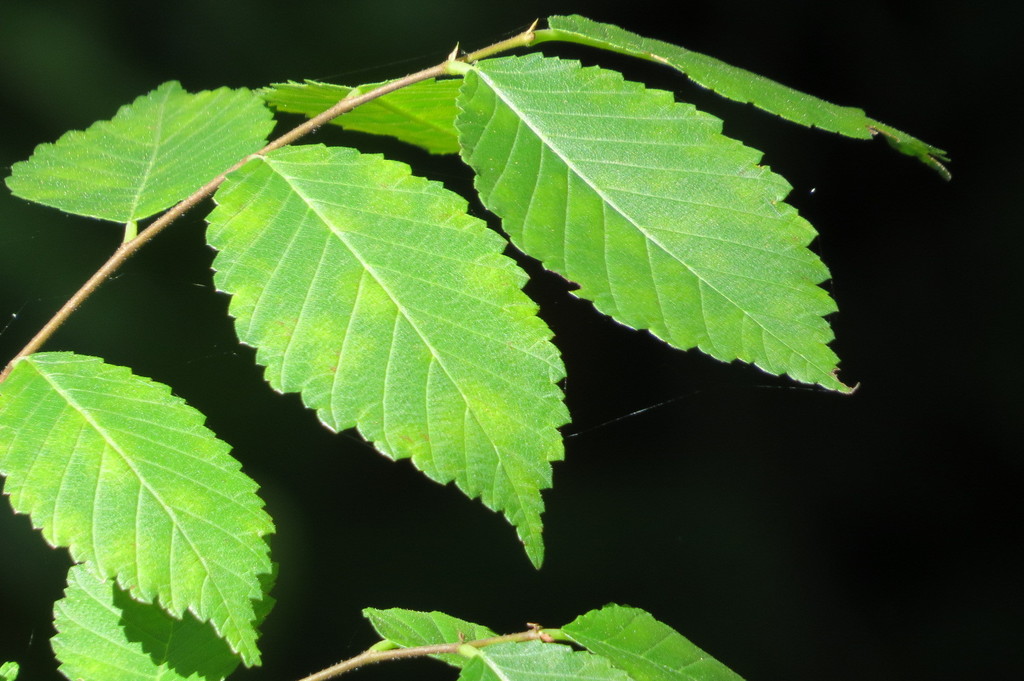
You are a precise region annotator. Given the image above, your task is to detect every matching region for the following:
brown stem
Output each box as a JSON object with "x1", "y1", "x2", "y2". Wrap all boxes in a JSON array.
[
  {"x1": 0, "y1": 24, "x2": 539, "y2": 384},
  {"x1": 296, "y1": 629, "x2": 549, "y2": 681}
]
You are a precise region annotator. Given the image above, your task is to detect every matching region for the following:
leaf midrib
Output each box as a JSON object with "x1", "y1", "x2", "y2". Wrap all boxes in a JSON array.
[{"x1": 124, "y1": 85, "x2": 172, "y2": 222}]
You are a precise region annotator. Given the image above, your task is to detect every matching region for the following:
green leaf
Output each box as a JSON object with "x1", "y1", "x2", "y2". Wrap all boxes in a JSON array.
[
  {"x1": 363, "y1": 608, "x2": 495, "y2": 668},
  {"x1": 562, "y1": 605, "x2": 744, "y2": 681},
  {"x1": 52, "y1": 564, "x2": 243, "y2": 681},
  {"x1": 458, "y1": 54, "x2": 847, "y2": 391},
  {"x1": 5, "y1": 81, "x2": 273, "y2": 223},
  {"x1": 263, "y1": 78, "x2": 461, "y2": 154},
  {"x1": 540, "y1": 15, "x2": 949, "y2": 178},
  {"x1": 0, "y1": 352, "x2": 274, "y2": 665},
  {"x1": 0, "y1": 661, "x2": 18, "y2": 681},
  {"x1": 206, "y1": 145, "x2": 568, "y2": 566},
  {"x1": 460, "y1": 641, "x2": 633, "y2": 681}
]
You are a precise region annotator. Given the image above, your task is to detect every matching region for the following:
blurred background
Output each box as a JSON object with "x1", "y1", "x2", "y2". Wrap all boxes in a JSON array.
[{"x1": 1, "y1": 1, "x2": 1019, "y2": 680}]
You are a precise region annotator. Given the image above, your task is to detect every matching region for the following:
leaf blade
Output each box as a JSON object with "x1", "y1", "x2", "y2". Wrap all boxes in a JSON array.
[
  {"x1": 207, "y1": 145, "x2": 568, "y2": 566},
  {"x1": 5, "y1": 81, "x2": 274, "y2": 222},
  {"x1": 458, "y1": 54, "x2": 847, "y2": 391},
  {"x1": 541, "y1": 15, "x2": 949, "y2": 177},
  {"x1": 0, "y1": 352, "x2": 274, "y2": 665},
  {"x1": 460, "y1": 641, "x2": 633, "y2": 681},
  {"x1": 53, "y1": 564, "x2": 243, "y2": 681},
  {"x1": 562, "y1": 605, "x2": 744, "y2": 681},
  {"x1": 363, "y1": 607, "x2": 495, "y2": 668},
  {"x1": 263, "y1": 78, "x2": 461, "y2": 154}
]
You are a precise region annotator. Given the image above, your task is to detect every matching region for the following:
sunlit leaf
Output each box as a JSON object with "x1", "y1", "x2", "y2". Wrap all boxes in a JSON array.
[
  {"x1": 562, "y1": 604, "x2": 744, "y2": 681},
  {"x1": 207, "y1": 145, "x2": 568, "y2": 566},
  {"x1": 0, "y1": 352, "x2": 274, "y2": 665},
  {"x1": 458, "y1": 54, "x2": 848, "y2": 391},
  {"x1": 0, "y1": 661, "x2": 18, "y2": 681},
  {"x1": 540, "y1": 15, "x2": 949, "y2": 178},
  {"x1": 5, "y1": 81, "x2": 273, "y2": 222},
  {"x1": 263, "y1": 78, "x2": 460, "y2": 153}
]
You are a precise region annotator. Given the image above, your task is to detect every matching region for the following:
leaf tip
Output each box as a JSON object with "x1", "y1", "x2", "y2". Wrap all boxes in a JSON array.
[
  {"x1": 522, "y1": 528, "x2": 546, "y2": 569},
  {"x1": 869, "y1": 123, "x2": 951, "y2": 180}
]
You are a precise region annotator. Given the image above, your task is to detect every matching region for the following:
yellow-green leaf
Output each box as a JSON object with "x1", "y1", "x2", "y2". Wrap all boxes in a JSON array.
[
  {"x1": 0, "y1": 352, "x2": 274, "y2": 665},
  {"x1": 458, "y1": 55, "x2": 848, "y2": 391},
  {"x1": 207, "y1": 145, "x2": 568, "y2": 566},
  {"x1": 5, "y1": 81, "x2": 273, "y2": 222}
]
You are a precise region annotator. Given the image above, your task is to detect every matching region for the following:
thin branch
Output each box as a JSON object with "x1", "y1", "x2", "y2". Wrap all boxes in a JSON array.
[
  {"x1": 0, "y1": 23, "x2": 539, "y2": 383},
  {"x1": 296, "y1": 628, "x2": 553, "y2": 681}
]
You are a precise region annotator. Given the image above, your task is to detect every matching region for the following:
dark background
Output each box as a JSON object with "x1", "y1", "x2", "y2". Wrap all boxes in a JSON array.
[{"x1": 1, "y1": 1, "x2": 1019, "y2": 680}]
